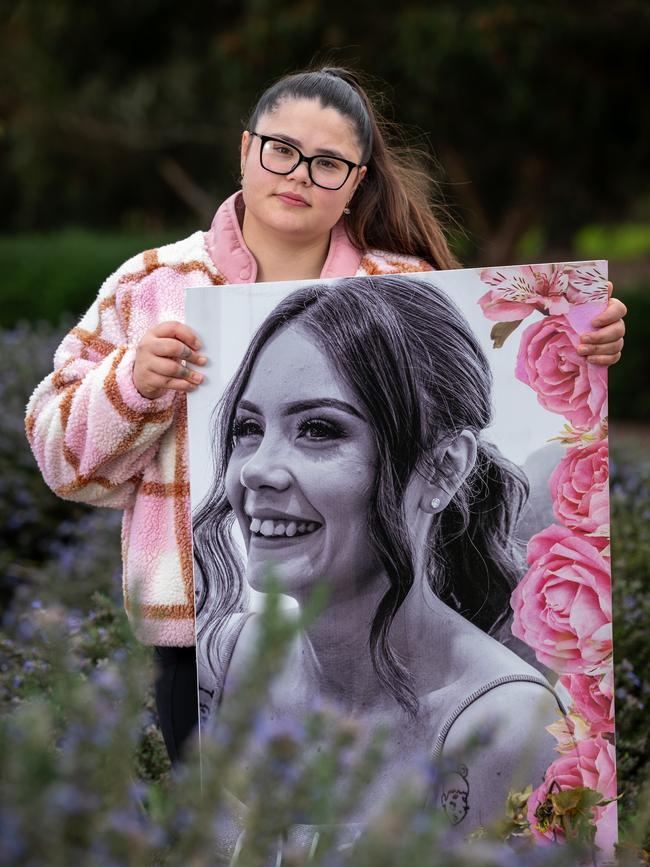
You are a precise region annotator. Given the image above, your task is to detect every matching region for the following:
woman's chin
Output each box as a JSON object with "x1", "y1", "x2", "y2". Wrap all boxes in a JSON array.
[
  {"x1": 245, "y1": 561, "x2": 315, "y2": 597},
  {"x1": 243, "y1": 527, "x2": 326, "y2": 594}
]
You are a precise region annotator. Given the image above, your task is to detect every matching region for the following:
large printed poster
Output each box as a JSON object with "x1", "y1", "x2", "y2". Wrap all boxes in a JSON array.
[{"x1": 186, "y1": 263, "x2": 617, "y2": 863}]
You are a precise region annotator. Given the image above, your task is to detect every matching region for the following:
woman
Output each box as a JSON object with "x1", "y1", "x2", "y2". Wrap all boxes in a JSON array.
[
  {"x1": 25, "y1": 66, "x2": 625, "y2": 766},
  {"x1": 194, "y1": 274, "x2": 568, "y2": 850}
]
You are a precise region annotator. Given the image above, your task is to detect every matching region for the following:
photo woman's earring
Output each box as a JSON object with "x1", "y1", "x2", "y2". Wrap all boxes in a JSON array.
[
  {"x1": 430, "y1": 497, "x2": 441, "y2": 509},
  {"x1": 343, "y1": 203, "x2": 351, "y2": 215}
]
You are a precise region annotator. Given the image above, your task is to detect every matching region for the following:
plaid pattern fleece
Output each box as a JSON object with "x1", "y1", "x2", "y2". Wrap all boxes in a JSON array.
[{"x1": 25, "y1": 221, "x2": 432, "y2": 646}]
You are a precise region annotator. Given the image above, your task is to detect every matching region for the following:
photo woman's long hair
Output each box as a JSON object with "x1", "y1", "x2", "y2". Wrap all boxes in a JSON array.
[{"x1": 194, "y1": 276, "x2": 528, "y2": 717}]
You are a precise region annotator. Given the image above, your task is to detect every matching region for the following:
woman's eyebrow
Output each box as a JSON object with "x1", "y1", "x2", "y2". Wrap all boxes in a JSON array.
[
  {"x1": 284, "y1": 399, "x2": 365, "y2": 419},
  {"x1": 237, "y1": 398, "x2": 364, "y2": 420},
  {"x1": 265, "y1": 133, "x2": 346, "y2": 160}
]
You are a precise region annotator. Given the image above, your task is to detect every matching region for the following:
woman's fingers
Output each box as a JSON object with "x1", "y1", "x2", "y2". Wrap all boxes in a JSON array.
[
  {"x1": 578, "y1": 294, "x2": 627, "y2": 368},
  {"x1": 582, "y1": 350, "x2": 623, "y2": 367},
  {"x1": 152, "y1": 336, "x2": 207, "y2": 367},
  {"x1": 588, "y1": 296, "x2": 627, "y2": 329},
  {"x1": 140, "y1": 363, "x2": 203, "y2": 393},
  {"x1": 152, "y1": 373, "x2": 202, "y2": 392},
  {"x1": 579, "y1": 321, "x2": 625, "y2": 348},
  {"x1": 133, "y1": 320, "x2": 207, "y2": 399},
  {"x1": 151, "y1": 320, "x2": 203, "y2": 352},
  {"x1": 579, "y1": 338, "x2": 625, "y2": 361},
  {"x1": 149, "y1": 355, "x2": 205, "y2": 385}
]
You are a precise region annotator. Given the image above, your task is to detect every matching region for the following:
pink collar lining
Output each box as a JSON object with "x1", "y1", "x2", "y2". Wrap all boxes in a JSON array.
[{"x1": 204, "y1": 191, "x2": 363, "y2": 284}]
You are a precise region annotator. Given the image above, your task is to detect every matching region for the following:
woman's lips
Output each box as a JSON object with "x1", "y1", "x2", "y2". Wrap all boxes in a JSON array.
[
  {"x1": 247, "y1": 516, "x2": 323, "y2": 548},
  {"x1": 249, "y1": 526, "x2": 323, "y2": 548},
  {"x1": 275, "y1": 193, "x2": 309, "y2": 207},
  {"x1": 249, "y1": 517, "x2": 321, "y2": 537}
]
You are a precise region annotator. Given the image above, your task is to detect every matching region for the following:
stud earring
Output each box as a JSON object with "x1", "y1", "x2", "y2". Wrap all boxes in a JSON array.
[{"x1": 430, "y1": 497, "x2": 441, "y2": 509}]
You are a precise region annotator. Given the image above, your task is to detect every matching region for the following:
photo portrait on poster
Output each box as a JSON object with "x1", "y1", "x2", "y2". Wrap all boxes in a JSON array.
[{"x1": 186, "y1": 263, "x2": 617, "y2": 863}]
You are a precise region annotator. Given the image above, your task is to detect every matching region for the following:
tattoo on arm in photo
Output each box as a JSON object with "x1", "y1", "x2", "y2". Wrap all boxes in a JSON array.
[{"x1": 441, "y1": 764, "x2": 470, "y2": 825}]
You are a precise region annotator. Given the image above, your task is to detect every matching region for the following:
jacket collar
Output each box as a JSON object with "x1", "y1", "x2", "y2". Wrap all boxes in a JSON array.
[{"x1": 204, "y1": 191, "x2": 363, "y2": 283}]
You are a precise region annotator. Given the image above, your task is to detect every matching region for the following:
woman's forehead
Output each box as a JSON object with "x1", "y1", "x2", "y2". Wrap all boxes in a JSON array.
[
  {"x1": 255, "y1": 97, "x2": 362, "y2": 154},
  {"x1": 241, "y1": 325, "x2": 359, "y2": 409}
]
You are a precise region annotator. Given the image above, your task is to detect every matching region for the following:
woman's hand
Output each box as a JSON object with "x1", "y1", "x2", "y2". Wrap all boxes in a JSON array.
[
  {"x1": 133, "y1": 321, "x2": 207, "y2": 400},
  {"x1": 578, "y1": 282, "x2": 627, "y2": 366}
]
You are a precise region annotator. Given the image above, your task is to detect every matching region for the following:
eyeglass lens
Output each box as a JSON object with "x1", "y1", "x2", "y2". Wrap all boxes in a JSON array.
[{"x1": 260, "y1": 139, "x2": 350, "y2": 189}]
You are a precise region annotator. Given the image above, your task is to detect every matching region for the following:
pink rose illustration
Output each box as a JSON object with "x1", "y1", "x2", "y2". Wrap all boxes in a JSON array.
[
  {"x1": 550, "y1": 441, "x2": 610, "y2": 538},
  {"x1": 478, "y1": 263, "x2": 608, "y2": 322},
  {"x1": 515, "y1": 311, "x2": 607, "y2": 431},
  {"x1": 511, "y1": 524, "x2": 612, "y2": 673},
  {"x1": 560, "y1": 670, "x2": 615, "y2": 735},
  {"x1": 527, "y1": 735, "x2": 617, "y2": 856}
]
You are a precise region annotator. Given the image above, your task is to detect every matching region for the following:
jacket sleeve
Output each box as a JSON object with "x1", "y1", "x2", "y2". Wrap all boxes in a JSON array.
[{"x1": 25, "y1": 261, "x2": 178, "y2": 510}]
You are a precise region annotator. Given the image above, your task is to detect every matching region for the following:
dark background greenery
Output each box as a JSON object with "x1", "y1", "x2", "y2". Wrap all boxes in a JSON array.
[
  {"x1": 1, "y1": 0, "x2": 648, "y2": 416},
  {"x1": 1, "y1": 0, "x2": 648, "y2": 855},
  {"x1": 2, "y1": 1, "x2": 650, "y2": 249}
]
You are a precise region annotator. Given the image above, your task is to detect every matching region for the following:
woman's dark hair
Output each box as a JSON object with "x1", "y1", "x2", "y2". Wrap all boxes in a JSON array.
[
  {"x1": 245, "y1": 66, "x2": 460, "y2": 270},
  {"x1": 194, "y1": 275, "x2": 528, "y2": 717}
]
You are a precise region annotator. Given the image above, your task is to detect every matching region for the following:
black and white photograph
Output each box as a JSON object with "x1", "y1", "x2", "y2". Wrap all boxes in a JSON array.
[{"x1": 186, "y1": 264, "x2": 615, "y2": 860}]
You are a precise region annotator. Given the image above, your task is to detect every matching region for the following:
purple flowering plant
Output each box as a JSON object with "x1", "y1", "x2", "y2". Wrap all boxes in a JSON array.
[{"x1": 1, "y1": 322, "x2": 649, "y2": 865}]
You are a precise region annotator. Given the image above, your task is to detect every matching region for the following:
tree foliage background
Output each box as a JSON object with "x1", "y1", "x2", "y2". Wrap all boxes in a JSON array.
[
  {"x1": 2, "y1": 0, "x2": 650, "y2": 264},
  {"x1": 1, "y1": 3, "x2": 650, "y2": 859}
]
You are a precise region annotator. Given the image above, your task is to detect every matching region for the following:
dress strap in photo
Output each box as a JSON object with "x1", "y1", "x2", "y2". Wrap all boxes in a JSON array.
[
  {"x1": 198, "y1": 611, "x2": 255, "y2": 726},
  {"x1": 431, "y1": 673, "x2": 567, "y2": 762}
]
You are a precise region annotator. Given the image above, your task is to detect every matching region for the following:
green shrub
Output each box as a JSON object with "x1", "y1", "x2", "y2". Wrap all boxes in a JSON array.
[
  {"x1": 2, "y1": 232, "x2": 648, "y2": 421},
  {"x1": 3, "y1": 589, "x2": 641, "y2": 866},
  {"x1": 1, "y1": 319, "x2": 648, "y2": 863},
  {"x1": 610, "y1": 443, "x2": 650, "y2": 830},
  {"x1": 1, "y1": 320, "x2": 122, "y2": 614},
  {"x1": 574, "y1": 225, "x2": 650, "y2": 263},
  {"x1": 608, "y1": 285, "x2": 650, "y2": 422},
  {"x1": 0, "y1": 229, "x2": 182, "y2": 327}
]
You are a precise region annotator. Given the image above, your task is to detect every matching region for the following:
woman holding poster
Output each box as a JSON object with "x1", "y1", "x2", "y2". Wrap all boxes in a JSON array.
[
  {"x1": 193, "y1": 274, "x2": 567, "y2": 850},
  {"x1": 26, "y1": 66, "x2": 625, "y2": 782}
]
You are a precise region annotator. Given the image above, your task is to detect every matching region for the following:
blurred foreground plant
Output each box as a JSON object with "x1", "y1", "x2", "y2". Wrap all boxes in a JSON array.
[
  {"x1": 610, "y1": 439, "x2": 650, "y2": 842},
  {"x1": 2, "y1": 580, "x2": 647, "y2": 867},
  {"x1": 1, "y1": 320, "x2": 123, "y2": 617},
  {"x1": 2, "y1": 319, "x2": 649, "y2": 865}
]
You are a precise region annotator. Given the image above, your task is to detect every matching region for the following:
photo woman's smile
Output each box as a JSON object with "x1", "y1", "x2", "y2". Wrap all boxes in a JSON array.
[
  {"x1": 224, "y1": 323, "x2": 382, "y2": 596},
  {"x1": 247, "y1": 507, "x2": 323, "y2": 543}
]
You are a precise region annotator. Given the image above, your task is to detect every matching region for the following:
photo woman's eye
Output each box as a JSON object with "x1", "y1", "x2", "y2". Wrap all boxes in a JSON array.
[
  {"x1": 231, "y1": 416, "x2": 263, "y2": 442},
  {"x1": 297, "y1": 417, "x2": 346, "y2": 441}
]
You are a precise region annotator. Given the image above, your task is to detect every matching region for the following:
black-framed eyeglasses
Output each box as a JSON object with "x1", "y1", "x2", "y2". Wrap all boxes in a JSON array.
[{"x1": 249, "y1": 131, "x2": 363, "y2": 190}]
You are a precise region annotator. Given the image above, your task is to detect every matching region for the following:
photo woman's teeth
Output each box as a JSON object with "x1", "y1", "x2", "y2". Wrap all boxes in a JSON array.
[{"x1": 249, "y1": 517, "x2": 320, "y2": 537}]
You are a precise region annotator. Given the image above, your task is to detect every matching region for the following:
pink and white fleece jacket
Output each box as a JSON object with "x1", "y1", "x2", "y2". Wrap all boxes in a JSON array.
[{"x1": 25, "y1": 192, "x2": 433, "y2": 646}]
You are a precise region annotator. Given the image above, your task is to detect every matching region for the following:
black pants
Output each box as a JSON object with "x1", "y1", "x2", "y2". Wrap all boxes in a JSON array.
[{"x1": 153, "y1": 645, "x2": 199, "y2": 765}]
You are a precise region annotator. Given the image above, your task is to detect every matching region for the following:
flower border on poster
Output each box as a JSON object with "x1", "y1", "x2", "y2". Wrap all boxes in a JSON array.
[{"x1": 477, "y1": 262, "x2": 617, "y2": 859}]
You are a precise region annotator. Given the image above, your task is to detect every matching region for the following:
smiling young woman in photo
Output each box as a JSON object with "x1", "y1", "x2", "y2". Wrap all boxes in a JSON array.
[
  {"x1": 193, "y1": 275, "x2": 569, "y2": 852},
  {"x1": 26, "y1": 66, "x2": 626, "y2": 772}
]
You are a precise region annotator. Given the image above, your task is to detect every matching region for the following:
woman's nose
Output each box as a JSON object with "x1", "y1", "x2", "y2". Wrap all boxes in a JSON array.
[
  {"x1": 287, "y1": 158, "x2": 311, "y2": 185},
  {"x1": 239, "y1": 445, "x2": 292, "y2": 491}
]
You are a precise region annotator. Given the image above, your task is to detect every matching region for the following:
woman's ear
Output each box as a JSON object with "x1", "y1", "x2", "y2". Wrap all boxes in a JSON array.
[
  {"x1": 420, "y1": 430, "x2": 477, "y2": 513},
  {"x1": 240, "y1": 130, "x2": 251, "y2": 177},
  {"x1": 350, "y1": 164, "x2": 367, "y2": 197}
]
